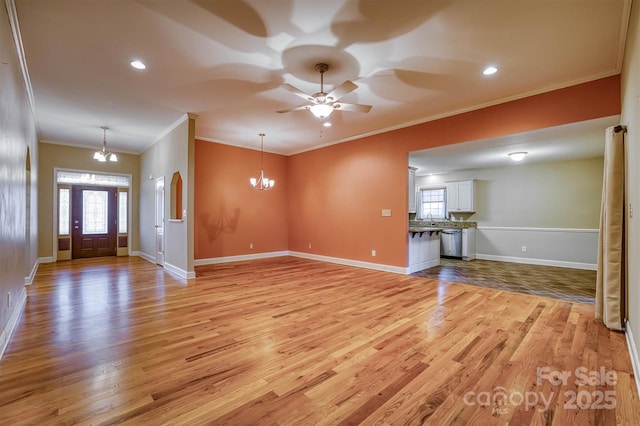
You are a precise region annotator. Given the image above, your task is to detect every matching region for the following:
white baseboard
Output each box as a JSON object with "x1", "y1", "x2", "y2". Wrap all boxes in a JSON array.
[
  {"x1": 409, "y1": 259, "x2": 440, "y2": 274},
  {"x1": 0, "y1": 286, "x2": 27, "y2": 362},
  {"x1": 164, "y1": 262, "x2": 195, "y2": 280},
  {"x1": 625, "y1": 321, "x2": 640, "y2": 395},
  {"x1": 135, "y1": 252, "x2": 194, "y2": 279},
  {"x1": 24, "y1": 258, "x2": 40, "y2": 285},
  {"x1": 195, "y1": 250, "x2": 408, "y2": 274},
  {"x1": 38, "y1": 256, "x2": 54, "y2": 264},
  {"x1": 289, "y1": 251, "x2": 408, "y2": 275},
  {"x1": 136, "y1": 251, "x2": 155, "y2": 264},
  {"x1": 194, "y1": 251, "x2": 289, "y2": 266},
  {"x1": 476, "y1": 254, "x2": 596, "y2": 270}
]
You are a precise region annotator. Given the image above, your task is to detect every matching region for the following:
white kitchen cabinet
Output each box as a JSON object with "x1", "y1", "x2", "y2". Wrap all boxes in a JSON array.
[
  {"x1": 462, "y1": 228, "x2": 476, "y2": 261},
  {"x1": 408, "y1": 230, "x2": 441, "y2": 273},
  {"x1": 408, "y1": 167, "x2": 417, "y2": 213},
  {"x1": 446, "y1": 180, "x2": 475, "y2": 213}
]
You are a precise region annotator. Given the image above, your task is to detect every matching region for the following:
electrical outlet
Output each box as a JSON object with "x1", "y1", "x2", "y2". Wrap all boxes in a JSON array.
[
  {"x1": 522, "y1": 246, "x2": 527, "y2": 253},
  {"x1": 372, "y1": 249, "x2": 376, "y2": 257},
  {"x1": 308, "y1": 243, "x2": 312, "y2": 249},
  {"x1": 249, "y1": 242, "x2": 253, "y2": 249}
]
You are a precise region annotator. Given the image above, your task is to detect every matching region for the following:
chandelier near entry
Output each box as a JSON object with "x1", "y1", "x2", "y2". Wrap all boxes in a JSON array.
[
  {"x1": 249, "y1": 133, "x2": 275, "y2": 190},
  {"x1": 93, "y1": 126, "x2": 118, "y2": 162}
]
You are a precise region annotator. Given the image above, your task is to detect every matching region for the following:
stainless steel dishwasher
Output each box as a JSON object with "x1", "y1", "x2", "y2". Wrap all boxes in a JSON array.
[{"x1": 440, "y1": 229, "x2": 462, "y2": 258}]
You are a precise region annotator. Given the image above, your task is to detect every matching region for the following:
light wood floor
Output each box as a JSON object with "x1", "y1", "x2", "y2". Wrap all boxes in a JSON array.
[{"x1": 0, "y1": 256, "x2": 638, "y2": 425}]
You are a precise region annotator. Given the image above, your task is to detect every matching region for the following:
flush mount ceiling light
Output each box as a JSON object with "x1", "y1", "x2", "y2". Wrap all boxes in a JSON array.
[
  {"x1": 249, "y1": 133, "x2": 275, "y2": 190},
  {"x1": 508, "y1": 151, "x2": 527, "y2": 162},
  {"x1": 130, "y1": 60, "x2": 146, "y2": 70},
  {"x1": 93, "y1": 126, "x2": 118, "y2": 162},
  {"x1": 483, "y1": 65, "x2": 498, "y2": 76}
]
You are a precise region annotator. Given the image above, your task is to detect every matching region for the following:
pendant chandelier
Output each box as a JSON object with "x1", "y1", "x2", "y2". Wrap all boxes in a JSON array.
[
  {"x1": 93, "y1": 126, "x2": 118, "y2": 162},
  {"x1": 249, "y1": 133, "x2": 275, "y2": 190}
]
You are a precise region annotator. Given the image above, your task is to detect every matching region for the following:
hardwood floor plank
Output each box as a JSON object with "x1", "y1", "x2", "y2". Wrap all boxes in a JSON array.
[{"x1": 0, "y1": 256, "x2": 638, "y2": 425}]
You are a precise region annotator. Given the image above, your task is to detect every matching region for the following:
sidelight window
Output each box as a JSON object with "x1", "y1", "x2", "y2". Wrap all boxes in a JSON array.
[
  {"x1": 118, "y1": 191, "x2": 128, "y2": 234},
  {"x1": 58, "y1": 188, "x2": 70, "y2": 235}
]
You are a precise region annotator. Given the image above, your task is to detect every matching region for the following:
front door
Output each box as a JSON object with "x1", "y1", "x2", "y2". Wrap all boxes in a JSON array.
[{"x1": 72, "y1": 186, "x2": 117, "y2": 258}]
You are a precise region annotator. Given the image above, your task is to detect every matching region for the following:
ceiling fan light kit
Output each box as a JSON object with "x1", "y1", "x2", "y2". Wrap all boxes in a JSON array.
[
  {"x1": 250, "y1": 133, "x2": 275, "y2": 190},
  {"x1": 309, "y1": 103, "x2": 334, "y2": 119},
  {"x1": 277, "y1": 62, "x2": 372, "y2": 120},
  {"x1": 93, "y1": 126, "x2": 118, "y2": 162}
]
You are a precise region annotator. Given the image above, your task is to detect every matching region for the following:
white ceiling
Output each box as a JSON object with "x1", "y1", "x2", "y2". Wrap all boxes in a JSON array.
[
  {"x1": 13, "y1": 0, "x2": 630, "y2": 156},
  {"x1": 409, "y1": 115, "x2": 620, "y2": 175}
]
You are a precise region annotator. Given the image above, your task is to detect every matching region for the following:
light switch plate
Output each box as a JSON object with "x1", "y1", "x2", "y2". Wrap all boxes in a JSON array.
[{"x1": 381, "y1": 209, "x2": 392, "y2": 217}]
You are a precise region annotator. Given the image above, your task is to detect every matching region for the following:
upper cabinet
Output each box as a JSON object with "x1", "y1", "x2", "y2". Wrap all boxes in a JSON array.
[
  {"x1": 446, "y1": 180, "x2": 475, "y2": 213},
  {"x1": 408, "y1": 167, "x2": 417, "y2": 213}
]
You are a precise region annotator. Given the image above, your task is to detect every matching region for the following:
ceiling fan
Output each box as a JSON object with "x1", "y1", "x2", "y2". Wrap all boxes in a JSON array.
[{"x1": 277, "y1": 63, "x2": 372, "y2": 119}]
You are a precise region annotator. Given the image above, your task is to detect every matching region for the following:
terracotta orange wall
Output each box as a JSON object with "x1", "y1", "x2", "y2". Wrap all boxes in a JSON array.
[
  {"x1": 193, "y1": 77, "x2": 619, "y2": 266},
  {"x1": 194, "y1": 141, "x2": 288, "y2": 259},
  {"x1": 287, "y1": 135, "x2": 407, "y2": 265},
  {"x1": 287, "y1": 75, "x2": 621, "y2": 267},
  {"x1": 396, "y1": 76, "x2": 621, "y2": 153}
]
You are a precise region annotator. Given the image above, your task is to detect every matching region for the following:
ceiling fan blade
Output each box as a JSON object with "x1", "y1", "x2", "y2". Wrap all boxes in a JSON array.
[
  {"x1": 281, "y1": 84, "x2": 315, "y2": 102},
  {"x1": 326, "y1": 80, "x2": 358, "y2": 101},
  {"x1": 276, "y1": 104, "x2": 310, "y2": 113},
  {"x1": 333, "y1": 102, "x2": 372, "y2": 113}
]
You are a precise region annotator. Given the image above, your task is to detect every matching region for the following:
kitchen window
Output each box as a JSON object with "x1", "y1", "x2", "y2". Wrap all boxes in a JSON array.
[{"x1": 419, "y1": 188, "x2": 446, "y2": 219}]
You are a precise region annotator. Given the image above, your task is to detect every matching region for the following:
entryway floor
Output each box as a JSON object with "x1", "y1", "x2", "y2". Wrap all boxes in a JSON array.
[{"x1": 411, "y1": 258, "x2": 596, "y2": 304}]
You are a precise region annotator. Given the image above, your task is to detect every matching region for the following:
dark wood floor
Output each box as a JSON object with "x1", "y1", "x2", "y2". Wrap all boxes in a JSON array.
[
  {"x1": 414, "y1": 258, "x2": 596, "y2": 304},
  {"x1": 0, "y1": 256, "x2": 638, "y2": 425}
]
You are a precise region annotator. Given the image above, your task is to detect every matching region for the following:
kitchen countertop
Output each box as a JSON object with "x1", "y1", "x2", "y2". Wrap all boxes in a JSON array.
[
  {"x1": 409, "y1": 220, "x2": 477, "y2": 229},
  {"x1": 408, "y1": 226, "x2": 442, "y2": 232}
]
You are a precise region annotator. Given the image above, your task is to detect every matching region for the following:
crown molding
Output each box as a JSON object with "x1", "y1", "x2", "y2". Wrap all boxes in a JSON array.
[{"x1": 5, "y1": 0, "x2": 40, "y2": 135}]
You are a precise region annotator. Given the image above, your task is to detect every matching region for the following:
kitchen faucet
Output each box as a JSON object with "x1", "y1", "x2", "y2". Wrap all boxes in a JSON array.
[{"x1": 427, "y1": 212, "x2": 434, "y2": 226}]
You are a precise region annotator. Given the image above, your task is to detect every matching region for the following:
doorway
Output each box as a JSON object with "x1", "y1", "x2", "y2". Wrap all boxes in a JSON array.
[
  {"x1": 155, "y1": 177, "x2": 165, "y2": 266},
  {"x1": 71, "y1": 185, "x2": 117, "y2": 258},
  {"x1": 25, "y1": 147, "x2": 31, "y2": 274}
]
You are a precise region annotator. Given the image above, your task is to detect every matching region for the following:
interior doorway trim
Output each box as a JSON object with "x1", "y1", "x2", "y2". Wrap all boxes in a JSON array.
[{"x1": 52, "y1": 168, "x2": 132, "y2": 262}]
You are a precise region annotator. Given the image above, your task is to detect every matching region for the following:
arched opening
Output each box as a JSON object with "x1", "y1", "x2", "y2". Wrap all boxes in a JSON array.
[{"x1": 170, "y1": 171, "x2": 183, "y2": 220}]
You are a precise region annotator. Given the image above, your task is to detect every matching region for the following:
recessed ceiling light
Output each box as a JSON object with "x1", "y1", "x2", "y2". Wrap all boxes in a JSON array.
[
  {"x1": 130, "y1": 60, "x2": 146, "y2": 70},
  {"x1": 508, "y1": 151, "x2": 527, "y2": 161},
  {"x1": 483, "y1": 66, "x2": 498, "y2": 76}
]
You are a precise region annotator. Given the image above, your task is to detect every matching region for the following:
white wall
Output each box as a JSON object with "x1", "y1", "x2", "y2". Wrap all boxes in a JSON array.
[
  {"x1": 0, "y1": 0, "x2": 39, "y2": 358},
  {"x1": 620, "y1": 0, "x2": 640, "y2": 391},
  {"x1": 139, "y1": 117, "x2": 195, "y2": 278},
  {"x1": 415, "y1": 157, "x2": 603, "y2": 268},
  {"x1": 476, "y1": 227, "x2": 598, "y2": 269}
]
